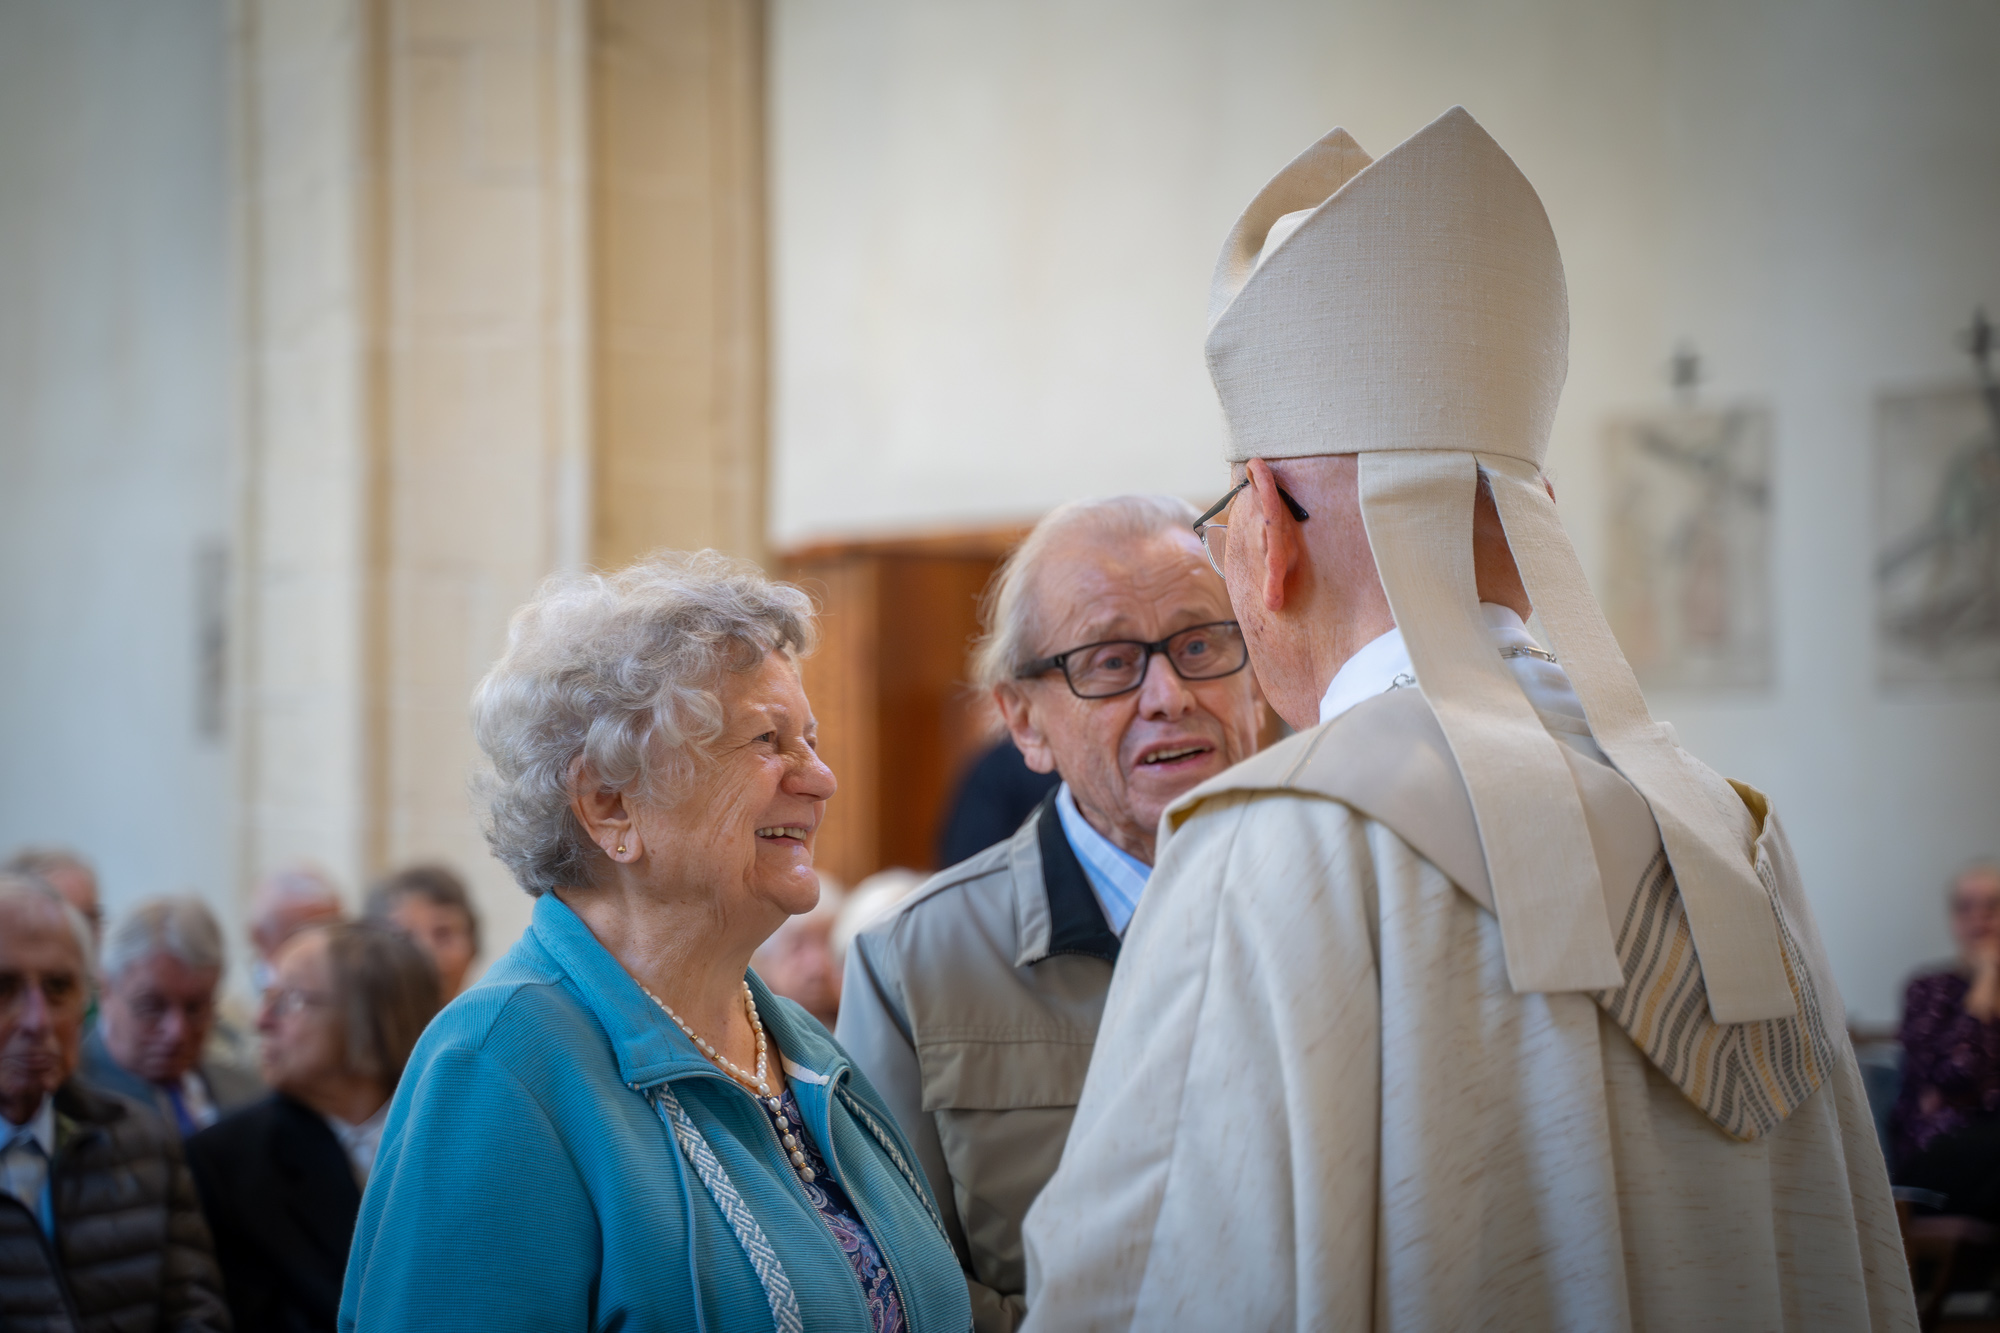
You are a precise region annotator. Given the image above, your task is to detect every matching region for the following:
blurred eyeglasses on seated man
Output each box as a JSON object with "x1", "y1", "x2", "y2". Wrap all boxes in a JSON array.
[
  {"x1": 837, "y1": 493, "x2": 1267, "y2": 1332},
  {"x1": 78, "y1": 897, "x2": 263, "y2": 1138}
]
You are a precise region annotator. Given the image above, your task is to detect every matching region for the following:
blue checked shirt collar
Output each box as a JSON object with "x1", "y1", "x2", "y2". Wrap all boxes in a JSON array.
[{"x1": 1053, "y1": 783, "x2": 1151, "y2": 936}]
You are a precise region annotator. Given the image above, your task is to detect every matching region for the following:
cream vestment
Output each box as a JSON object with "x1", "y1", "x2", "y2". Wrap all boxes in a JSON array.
[{"x1": 1017, "y1": 107, "x2": 1916, "y2": 1330}]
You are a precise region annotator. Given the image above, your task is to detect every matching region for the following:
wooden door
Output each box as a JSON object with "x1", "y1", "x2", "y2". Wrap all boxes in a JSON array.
[{"x1": 778, "y1": 527, "x2": 1032, "y2": 887}]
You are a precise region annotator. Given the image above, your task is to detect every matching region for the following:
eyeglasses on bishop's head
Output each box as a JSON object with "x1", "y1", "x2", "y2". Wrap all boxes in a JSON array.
[{"x1": 1191, "y1": 477, "x2": 1311, "y2": 577}]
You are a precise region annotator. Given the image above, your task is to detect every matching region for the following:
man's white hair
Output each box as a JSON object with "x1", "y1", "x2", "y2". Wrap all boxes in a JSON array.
[
  {"x1": 472, "y1": 549, "x2": 816, "y2": 897},
  {"x1": 972, "y1": 494, "x2": 1202, "y2": 691},
  {"x1": 255, "y1": 864, "x2": 342, "y2": 909},
  {"x1": 101, "y1": 896, "x2": 226, "y2": 982},
  {"x1": 0, "y1": 872, "x2": 94, "y2": 975}
]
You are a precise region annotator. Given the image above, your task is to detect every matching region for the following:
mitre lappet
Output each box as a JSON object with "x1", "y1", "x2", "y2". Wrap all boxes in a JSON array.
[{"x1": 1206, "y1": 106, "x2": 1830, "y2": 1136}]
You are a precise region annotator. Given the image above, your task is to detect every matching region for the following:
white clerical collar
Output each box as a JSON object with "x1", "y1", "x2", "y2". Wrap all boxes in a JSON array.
[
  {"x1": 1319, "y1": 604, "x2": 1590, "y2": 729},
  {"x1": 3, "y1": 1094, "x2": 55, "y2": 1158}
]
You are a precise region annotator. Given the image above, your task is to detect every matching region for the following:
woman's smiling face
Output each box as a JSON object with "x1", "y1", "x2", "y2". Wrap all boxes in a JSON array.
[{"x1": 631, "y1": 651, "x2": 837, "y2": 928}]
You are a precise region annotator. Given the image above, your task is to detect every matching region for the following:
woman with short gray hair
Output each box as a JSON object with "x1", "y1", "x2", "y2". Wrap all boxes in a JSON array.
[{"x1": 341, "y1": 550, "x2": 971, "y2": 1333}]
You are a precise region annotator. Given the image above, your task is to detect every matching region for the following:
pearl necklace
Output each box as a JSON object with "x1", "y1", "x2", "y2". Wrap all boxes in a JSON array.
[{"x1": 640, "y1": 979, "x2": 816, "y2": 1185}]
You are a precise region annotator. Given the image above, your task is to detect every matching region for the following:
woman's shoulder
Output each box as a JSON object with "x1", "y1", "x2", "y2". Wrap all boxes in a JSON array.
[
  {"x1": 413, "y1": 937, "x2": 611, "y2": 1076},
  {"x1": 1906, "y1": 967, "x2": 1969, "y2": 1001}
]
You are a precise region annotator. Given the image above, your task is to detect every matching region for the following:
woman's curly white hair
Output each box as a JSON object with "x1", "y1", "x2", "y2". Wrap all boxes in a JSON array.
[{"x1": 472, "y1": 550, "x2": 816, "y2": 897}]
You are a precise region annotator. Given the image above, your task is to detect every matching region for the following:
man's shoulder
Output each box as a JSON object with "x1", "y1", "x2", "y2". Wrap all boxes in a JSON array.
[
  {"x1": 857, "y1": 835, "x2": 1020, "y2": 947},
  {"x1": 200, "y1": 1055, "x2": 265, "y2": 1111},
  {"x1": 1169, "y1": 688, "x2": 1448, "y2": 827},
  {"x1": 1160, "y1": 689, "x2": 1492, "y2": 900},
  {"x1": 73, "y1": 1027, "x2": 148, "y2": 1100},
  {"x1": 54, "y1": 1080, "x2": 177, "y2": 1162}
]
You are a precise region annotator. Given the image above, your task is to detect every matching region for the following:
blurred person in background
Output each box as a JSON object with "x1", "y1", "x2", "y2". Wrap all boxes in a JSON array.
[
  {"x1": 0, "y1": 874, "x2": 229, "y2": 1331},
  {"x1": 248, "y1": 866, "x2": 344, "y2": 994},
  {"x1": 341, "y1": 551, "x2": 971, "y2": 1332},
  {"x1": 5, "y1": 846, "x2": 104, "y2": 954},
  {"x1": 365, "y1": 863, "x2": 480, "y2": 999},
  {"x1": 1891, "y1": 861, "x2": 2000, "y2": 1214},
  {"x1": 837, "y1": 495, "x2": 1266, "y2": 1331},
  {"x1": 831, "y1": 869, "x2": 926, "y2": 964},
  {"x1": 188, "y1": 921, "x2": 440, "y2": 1333},
  {"x1": 934, "y1": 738, "x2": 1059, "y2": 868},
  {"x1": 80, "y1": 896, "x2": 262, "y2": 1137},
  {"x1": 750, "y1": 870, "x2": 844, "y2": 1029}
]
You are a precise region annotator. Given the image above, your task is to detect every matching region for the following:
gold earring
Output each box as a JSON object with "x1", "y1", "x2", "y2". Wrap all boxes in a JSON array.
[{"x1": 615, "y1": 844, "x2": 626, "y2": 855}]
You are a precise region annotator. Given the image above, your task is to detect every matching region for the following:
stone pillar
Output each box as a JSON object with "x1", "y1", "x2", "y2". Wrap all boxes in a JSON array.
[
  {"x1": 233, "y1": 0, "x2": 765, "y2": 958},
  {"x1": 232, "y1": 0, "x2": 378, "y2": 905},
  {"x1": 590, "y1": 0, "x2": 768, "y2": 570},
  {"x1": 371, "y1": 0, "x2": 591, "y2": 953}
]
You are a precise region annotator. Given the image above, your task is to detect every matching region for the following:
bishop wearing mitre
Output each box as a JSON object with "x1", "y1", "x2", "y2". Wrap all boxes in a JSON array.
[{"x1": 1018, "y1": 108, "x2": 1916, "y2": 1331}]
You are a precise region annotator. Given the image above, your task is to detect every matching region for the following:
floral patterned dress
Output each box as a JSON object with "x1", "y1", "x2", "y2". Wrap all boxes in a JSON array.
[
  {"x1": 1889, "y1": 970, "x2": 2000, "y2": 1169},
  {"x1": 776, "y1": 1088, "x2": 906, "y2": 1333}
]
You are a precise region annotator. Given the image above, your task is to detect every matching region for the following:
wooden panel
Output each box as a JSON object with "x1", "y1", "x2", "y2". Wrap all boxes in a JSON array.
[
  {"x1": 875, "y1": 556, "x2": 1000, "y2": 871},
  {"x1": 786, "y1": 555, "x2": 879, "y2": 888},
  {"x1": 779, "y1": 523, "x2": 1032, "y2": 884}
]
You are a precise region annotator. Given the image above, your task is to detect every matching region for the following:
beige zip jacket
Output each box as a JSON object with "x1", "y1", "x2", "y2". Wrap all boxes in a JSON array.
[{"x1": 837, "y1": 793, "x2": 1119, "y2": 1333}]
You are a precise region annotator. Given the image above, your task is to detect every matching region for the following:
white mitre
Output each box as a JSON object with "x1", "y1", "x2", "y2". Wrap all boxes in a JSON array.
[{"x1": 1205, "y1": 107, "x2": 1793, "y2": 1022}]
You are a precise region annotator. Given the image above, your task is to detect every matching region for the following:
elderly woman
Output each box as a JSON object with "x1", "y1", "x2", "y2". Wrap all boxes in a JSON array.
[
  {"x1": 1891, "y1": 862, "x2": 2000, "y2": 1215},
  {"x1": 187, "y1": 922, "x2": 440, "y2": 1332},
  {"x1": 340, "y1": 552, "x2": 971, "y2": 1333}
]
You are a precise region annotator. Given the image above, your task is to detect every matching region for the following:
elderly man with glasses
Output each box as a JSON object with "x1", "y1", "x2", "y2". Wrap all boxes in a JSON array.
[
  {"x1": 0, "y1": 874, "x2": 229, "y2": 1330},
  {"x1": 837, "y1": 494, "x2": 1266, "y2": 1332},
  {"x1": 80, "y1": 898, "x2": 263, "y2": 1138}
]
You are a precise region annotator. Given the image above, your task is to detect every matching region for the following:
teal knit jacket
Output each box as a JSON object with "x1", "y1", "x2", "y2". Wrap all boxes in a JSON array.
[{"x1": 338, "y1": 892, "x2": 973, "y2": 1333}]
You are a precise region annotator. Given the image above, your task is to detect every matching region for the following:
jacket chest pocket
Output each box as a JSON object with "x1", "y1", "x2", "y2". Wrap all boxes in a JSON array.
[
  {"x1": 917, "y1": 1038, "x2": 1093, "y2": 1114},
  {"x1": 916, "y1": 1039, "x2": 1094, "y2": 1294}
]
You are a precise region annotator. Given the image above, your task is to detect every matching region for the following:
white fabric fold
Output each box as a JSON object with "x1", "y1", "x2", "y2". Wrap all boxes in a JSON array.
[
  {"x1": 1479, "y1": 453, "x2": 1794, "y2": 1021},
  {"x1": 1358, "y1": 449, "x2": 1623, "y2": 994}
]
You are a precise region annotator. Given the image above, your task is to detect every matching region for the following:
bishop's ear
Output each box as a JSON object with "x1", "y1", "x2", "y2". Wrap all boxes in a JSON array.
[
  {"x1": 992, "y1": 683, "x2": 1058, "y2": 775},
  {"x1": 1245, "y1": 458, "x2": 1302, "y2": 614}
]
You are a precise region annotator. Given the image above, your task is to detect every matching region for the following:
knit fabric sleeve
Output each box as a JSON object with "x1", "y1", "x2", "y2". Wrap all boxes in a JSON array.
[{"x1": 337, "y1": 1042, "x2": 594, "y2": 1331}]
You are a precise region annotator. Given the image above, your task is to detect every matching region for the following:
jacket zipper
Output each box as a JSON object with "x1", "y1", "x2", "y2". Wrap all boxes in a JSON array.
[
  {"x1": 665, "y1": 1068, "x2": 897, "y2": 1331},
  {"x1": 813, "y1": 1071, "x2": 919, "y2": 1333},
  {"x1": 0, "y1": 1189, "x2": 85, "y2": 1330}
]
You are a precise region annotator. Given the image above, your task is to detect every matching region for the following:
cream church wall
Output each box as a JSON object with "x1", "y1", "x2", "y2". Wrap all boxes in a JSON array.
[
  {"x1": 0, "y1": 0, "x2": 240, "y2": 940},
  {"x1": 3, "y1": 0, "x2": 771, "y2": 990},
  {"x1": 1, "y1": 0, "x2": 1992, "y2": 1026},
  {"x1": 769, "y1": 0, "x2": 2000, "y2": 1023}
]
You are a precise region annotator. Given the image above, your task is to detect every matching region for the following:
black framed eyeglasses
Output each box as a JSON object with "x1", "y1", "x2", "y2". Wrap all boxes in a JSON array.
[
  {"x1": 1015, "y1": 621, "x2": 1250, "y2": 699},
  {"x1": 1191, "y1": 478, "x2": 1311, "y2": 576}
]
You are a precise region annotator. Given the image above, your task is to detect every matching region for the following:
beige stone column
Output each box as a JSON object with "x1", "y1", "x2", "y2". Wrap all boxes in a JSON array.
[
  {"x1": 232, "y1": 0, "x2": 378, "y2": 907},
  {"x1": 234, "y1": 0, "x2": 590, "y2": 952},
  {"x1": 234, "y1": 0, "x2": 766, "y2": 961},
  {"x1": 590, "y1": 0, "x2": 768, "y2": 569},
  {"x1": 370, "y1": 0, "x2": 592, "y2": 954}
]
